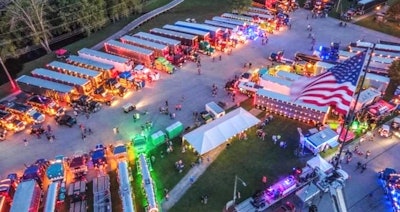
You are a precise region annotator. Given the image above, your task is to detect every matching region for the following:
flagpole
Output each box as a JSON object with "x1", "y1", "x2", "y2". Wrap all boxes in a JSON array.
[{"x1": 334, "y1": 44, "x2": 376, "y2": 169}]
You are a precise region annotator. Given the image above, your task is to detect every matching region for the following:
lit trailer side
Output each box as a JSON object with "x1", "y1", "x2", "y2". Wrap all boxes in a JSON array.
[
  {"x1": 221, "y1": 13, "x2": 255, "y2": 23},
  {"x1": 351, "y1": 41, "x2": 400, "y2": 53},
  {"x1": 31, "y1": 68, "x2": 93, "y2": 94},
  {"x1": 47, "y1": 61, "x2": 104, "y2": 86},
  {"x1": 163, "y1": 24, "x2": 210, "y2": 41},
  {"x1": 78, "y1": 48, "x2": 132, "y2": 72},
  {"x1": 66, "y1": 55, "x2": 115, "y2": 78},
  {"x1": 150, "y1": 28, "x2": 198, "y2": 47},
  {"x1": 120, "y1": 35, "x2": 168, "y2": 58},
  {"x1": 133, "y1": 32, "x2": 181, "y2": 51},
  {"x1": 104, "y1": 40, "x2": 154, "y2": 67},
  {"x1": 117, "y1": 161, "x2": 135, "y2": 212},
  {"x1": 233, "y1": 11, "x2": 274, "y2": 21},
  {"x1": 138, "y1": 154, "x2": 158, "y2": 212},
  {"x1": 204, "y1": 20, "x2": 238, "y2": 30},
  {"x1": 212, "y1": 16, "x2": 248, "y2": 27},
  {"x1": 174, "y1": 21, "x2": 222, "y2": 40},
  {"x1": 16, "y1": 75, "x2": 75, "y2": 103}
]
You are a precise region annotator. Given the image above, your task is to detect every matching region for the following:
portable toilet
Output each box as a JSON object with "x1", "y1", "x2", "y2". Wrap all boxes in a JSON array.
[
  {"x1": 150, "y1": 130, "x2": 166, "y2": 146},
  {"x1": 132, "y1": 134, "x2": 147, "y2": 153},
  {"x1": 165, "y1": 121, "x2": 183, "y2": 139}
]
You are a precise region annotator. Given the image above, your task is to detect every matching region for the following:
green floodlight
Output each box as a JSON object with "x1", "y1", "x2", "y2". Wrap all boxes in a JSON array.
[{"x1": 351, "y1": 121, "x2": 359, "y2": 130}]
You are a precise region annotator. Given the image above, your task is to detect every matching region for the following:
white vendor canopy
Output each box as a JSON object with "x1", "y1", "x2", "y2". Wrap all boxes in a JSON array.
[
  {"x1": 306, "y1": 155, "x2": 334, "y2": 173},
  {"x1": 183, "y1": 107, "x2": 260, "y2": 155}
]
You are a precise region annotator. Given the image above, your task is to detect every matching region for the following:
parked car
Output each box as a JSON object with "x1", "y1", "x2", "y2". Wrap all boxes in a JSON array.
[
  {"x1": 274, "y1": 201, "x2": 296, "y2": 212},
  {"x1": 55, "y1": 115, "x2": 77, "y2": 127}
]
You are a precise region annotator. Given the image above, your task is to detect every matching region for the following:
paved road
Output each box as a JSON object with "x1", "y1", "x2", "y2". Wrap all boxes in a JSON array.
[
  {"x1": 91, "y1": 0, "x2": 184, "y2": 50},
  {"x1": 0, "y1": 7, "x2": 399, "y2": 212}
]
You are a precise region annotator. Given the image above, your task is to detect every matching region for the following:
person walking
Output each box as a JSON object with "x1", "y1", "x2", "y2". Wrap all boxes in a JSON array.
[
  {"x1": 197, "y1": 68, "x2": 201, "y2": 75},
  {"x1": 24, "y1": 138, "x2": 28, "y2": 146},
  {"x1": 219, "y1": 55, "x2": 222, "y2": 61},
  {"x1": 365, "y1": 150, "x2": 371, "y2": 159}
]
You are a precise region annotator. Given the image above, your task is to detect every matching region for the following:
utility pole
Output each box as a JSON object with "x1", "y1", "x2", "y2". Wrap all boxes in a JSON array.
[{"x1": 0, "y1": 57, "x2": 17, "y2": 90}]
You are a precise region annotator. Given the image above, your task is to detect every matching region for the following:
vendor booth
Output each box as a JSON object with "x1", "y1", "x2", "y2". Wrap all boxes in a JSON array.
[
  {"x1": 306, "y1": 155, "x2": 334, "y2": 174},
  {"x1": 150, "y1": 130, "x2": 166, "y2": 146},
  {"x1": 166, "y1": 121, "x2": 183, "y2": 140},
  {"x1": 183, "y1": 107, "x2": 260, "y2": 155},
  {"x1": 304, "y1": 128, "x2": 339, "y2": 154}
]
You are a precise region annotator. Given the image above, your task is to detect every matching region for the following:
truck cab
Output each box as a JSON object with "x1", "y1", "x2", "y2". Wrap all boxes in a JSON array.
[
  {"x1": 0, "y1": 101, "x2": 45, "y2": 124},
  {"x1": 0, "y1": 110, "x2": 25, "y2": 132},
  {"x1": 26, "y1": 95, "x2": 64, "y2": 117},
  {"x1": 69, "y1": 155, "x2": 88, "y2": 181},
  {"x1": 22, "y1": 164, "x2": 45, "y2": 188},
  {"x1": 104, "y1": 78, "x2": 127, "y2": 97},
  {"x1": 46, "y1": 155, "x2": 66, "y2": 182},
  {"x1": 92, "y1": 86, "x2": 116, "y2": 106}
]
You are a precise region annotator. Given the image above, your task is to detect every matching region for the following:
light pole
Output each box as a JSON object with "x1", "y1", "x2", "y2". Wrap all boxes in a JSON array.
[{"x1": 226, "y1": 175, "x2": 247, "y2": 210}]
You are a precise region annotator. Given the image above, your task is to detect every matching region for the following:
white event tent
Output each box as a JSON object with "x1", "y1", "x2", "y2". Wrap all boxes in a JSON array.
[{"x1": 183, "y1": 107, "x2": 260, "y2": 155}]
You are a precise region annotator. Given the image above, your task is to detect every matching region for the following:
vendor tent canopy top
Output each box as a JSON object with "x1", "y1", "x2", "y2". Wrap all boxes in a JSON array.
[
  {"x1": 183, "y1": 107, "x2": 260, "y2": 155},
  {"x1": 306, "y1": 155, "x2": 334, "y2": 174}
]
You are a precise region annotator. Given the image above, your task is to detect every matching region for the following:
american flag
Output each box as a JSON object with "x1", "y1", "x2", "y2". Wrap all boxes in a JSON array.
[{"x1": 290, "y1": 52, "x2": 366, "y2": 114}]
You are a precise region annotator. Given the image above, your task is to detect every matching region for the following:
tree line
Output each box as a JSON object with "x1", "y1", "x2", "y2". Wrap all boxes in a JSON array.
[{"x1": 0, "y1": 0, "x2": 147, "y2": 59}]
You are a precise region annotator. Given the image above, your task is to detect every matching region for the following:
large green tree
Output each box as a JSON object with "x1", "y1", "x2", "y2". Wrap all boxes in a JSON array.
[
  {"x1": 7, "y1": 0, "x2": 53, "y2": 53},
  {"x1": 230, "y1": 0, "x2": 252, "y2": 14},
  {"x1": 386, "y1": 0, "x2": 400, "y2": 22},
  {"x1": 52, "y1": 0, "x2": 108, "y2": 36},
  {"x1": 385, "y1": 60, "x2": 400, "y2": 100},
  {"x1": 0, "y1": 18, "x2": 18, "y2": 89}
]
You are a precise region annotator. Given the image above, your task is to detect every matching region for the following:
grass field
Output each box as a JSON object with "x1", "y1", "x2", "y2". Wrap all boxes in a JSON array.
[
  {"x1": 356, "y1": 16, "x2": 400, "y2": 38},
  {"x1": 170, "y1": 113, "x2": 308, "y2": 211}
]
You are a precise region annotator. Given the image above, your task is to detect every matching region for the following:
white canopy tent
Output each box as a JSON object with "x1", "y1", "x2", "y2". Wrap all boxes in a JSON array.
[
  {"x1": 306, "y1": 155, "x2": 334, "y2": 174},
  {"x1": 183, "y1": 107, "x2": 260, "y2": 155}
]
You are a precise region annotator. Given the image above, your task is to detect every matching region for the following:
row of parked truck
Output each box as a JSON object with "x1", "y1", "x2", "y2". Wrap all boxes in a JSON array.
[{"x1": 0, "y1": 143, "x2": 109, "y2": 212}]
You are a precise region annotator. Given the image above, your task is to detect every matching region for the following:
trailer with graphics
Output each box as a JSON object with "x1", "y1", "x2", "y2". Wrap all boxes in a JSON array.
[
  {"x1": 78, "y1": 48, "x2": 132, "y2": 72},
  {"x1": 31, "y1": 68, "x2": 93, "y2": 94},
  {"x1": 163, "y1": 24, "x2": 210, "y2": 41},
  {"x1": 150, "y1": 28, "x2": 198, "y2": 47},
  {"x1": 66, "y1": 55, "x2": 115, "y2": 78},
  {"x1": 16, "y1": 75, "x2": 75, "y2": 103},
  {"x1": 120, "y1": 35, "x2": 168, "y2": 58},
  {"x1": 104, "y1": 40, "x2": 154, "y2": 67}
]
